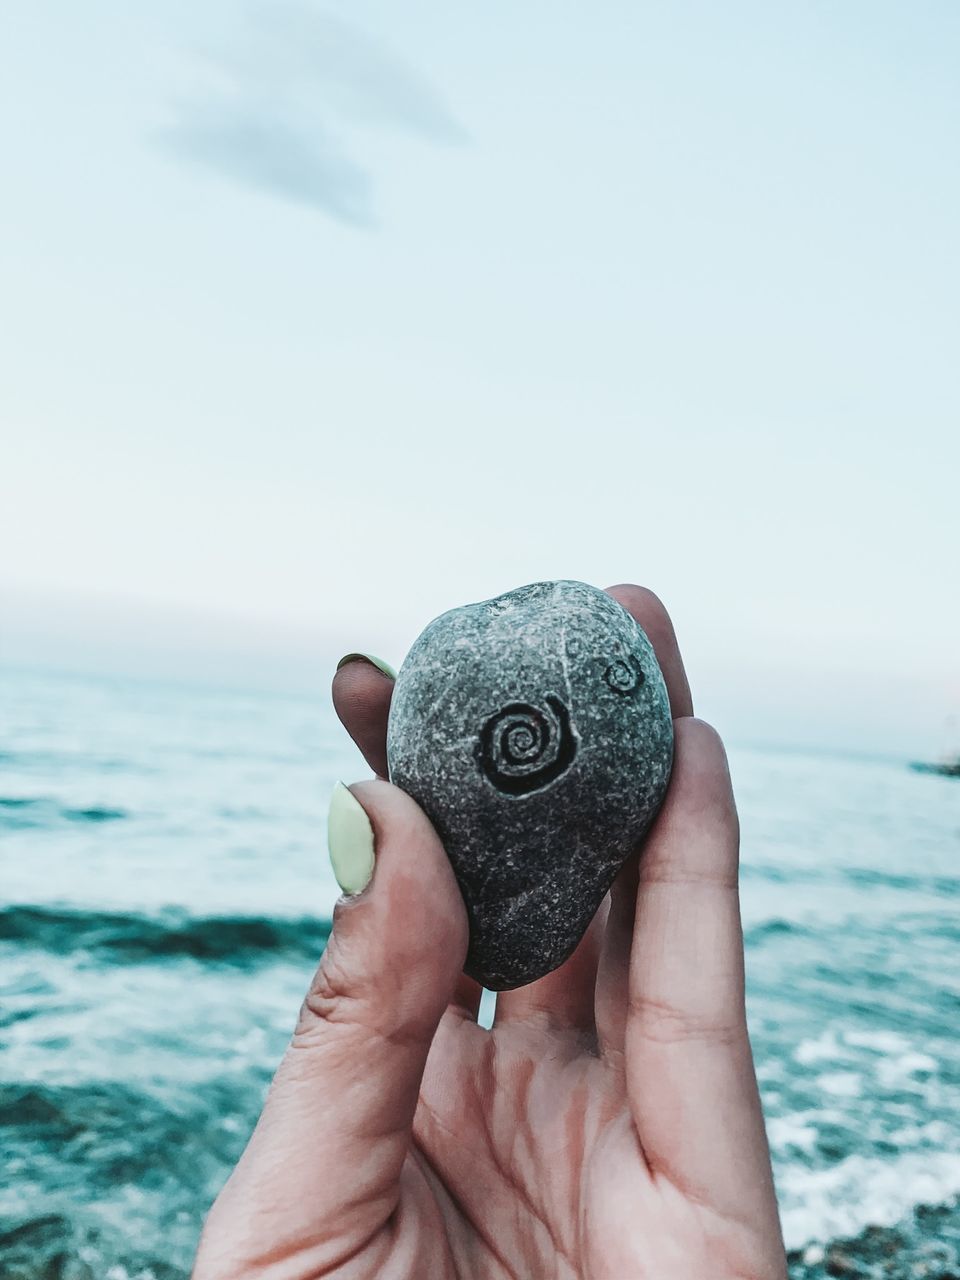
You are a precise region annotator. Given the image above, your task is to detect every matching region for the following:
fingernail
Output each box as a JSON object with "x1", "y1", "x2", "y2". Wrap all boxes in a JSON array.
[
  {"x1": 328, "y1": 782, "x2": 375, "y2": 895},
  {"x1": 336, "y1": 652, "x2": 397, "y2": 680}
]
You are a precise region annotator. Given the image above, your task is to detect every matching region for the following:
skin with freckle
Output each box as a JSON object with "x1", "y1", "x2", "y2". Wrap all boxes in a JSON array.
[{"x1": 386, "y1": 580, "x2": 674, "y2": 988}]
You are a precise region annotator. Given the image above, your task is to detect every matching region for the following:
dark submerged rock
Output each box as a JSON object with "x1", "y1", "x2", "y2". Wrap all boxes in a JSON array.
[{"x1": 386, "y1": 580, "x2": 674, "y2": 990}]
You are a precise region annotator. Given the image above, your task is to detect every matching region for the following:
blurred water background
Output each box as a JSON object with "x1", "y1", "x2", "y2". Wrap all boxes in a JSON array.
[{"x1": 1, "y1": 665, "x2": 958, "y2": 1280}]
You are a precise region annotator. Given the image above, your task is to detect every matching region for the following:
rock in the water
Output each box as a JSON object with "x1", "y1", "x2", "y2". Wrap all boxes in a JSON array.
[{"x1": 386, "y1": 580, "x2": 674, "y2": 990}]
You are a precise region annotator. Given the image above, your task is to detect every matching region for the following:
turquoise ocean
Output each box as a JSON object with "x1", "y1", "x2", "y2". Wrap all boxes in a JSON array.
[{"x1": 1, "y1": 666, "x2": 959, "y2": 1278}]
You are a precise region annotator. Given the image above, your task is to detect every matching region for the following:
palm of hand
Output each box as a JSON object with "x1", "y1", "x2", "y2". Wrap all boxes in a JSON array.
[{"x1": 380, "y1": 1016, "x2": 776, "y2": 1280}]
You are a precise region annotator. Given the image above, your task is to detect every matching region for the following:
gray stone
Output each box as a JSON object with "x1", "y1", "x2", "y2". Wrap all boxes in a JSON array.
[{"x1": 386, "y1": 580, "x2": 674, "y2": 990}]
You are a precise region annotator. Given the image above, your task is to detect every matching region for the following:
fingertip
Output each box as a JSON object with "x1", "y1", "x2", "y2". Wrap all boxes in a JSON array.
[
  {"x1": 336, "y1": 652, "x2": 397, "y2": 679},
  {"x1": 328, "y1": 780, "x2": 376, "y2": 895},
  {"x1": 642, "y1": 717, "x2": 739, "y2": 887},
  {"x1": 604, "y1": 583, "x2": 694, "y2": 719},
  {"x1": 605, "y1": 582, "x2": 669, "y2": 618},
  {"x1": 332, "y1": 662, "x2": 394, "y2": 778},
  {"x1": 670, "y1": 718, "x2": 736, "y2": 814},
  {"x1": 348, "y1": 777, "x2": 442, "y2": 858},
  {"x1": 342, "y1": 779, "x2": 469, "y2": 963}
]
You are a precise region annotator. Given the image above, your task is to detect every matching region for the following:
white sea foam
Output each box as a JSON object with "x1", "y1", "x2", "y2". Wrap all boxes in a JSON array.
[
  {"x1": 778, "y1": 1149, "x2": 960, "y2": 1249},
  {"x1": 844, "y1": 1029, "x2": 911, "y2": 1054},
  {"x1": 794, "y1": 1029, "x2": 856, "y2": 1065},
  {"x1": 766, "y1": 1114, "x2": 819, "y2": 1154},
  {"x1": 874, "y1": 1050, "x2": 938, "y2": 1087},
  {"x1": 815, "y1": 1070, "x2": 863, "y2": 1098},
  {"x1": 888, "y1": 1119, "x2": 952, "y2": 1147}
]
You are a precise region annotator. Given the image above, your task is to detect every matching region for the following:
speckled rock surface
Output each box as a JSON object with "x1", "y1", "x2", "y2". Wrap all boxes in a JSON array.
[{"x1": 385, "y1": 580, "x2": 674, "y2": 990}]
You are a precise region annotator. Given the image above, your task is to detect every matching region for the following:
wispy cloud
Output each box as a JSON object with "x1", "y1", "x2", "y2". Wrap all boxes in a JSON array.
[
  {"x1": 157, "y1": 2, "x2": 466, "y2": 226},
  {"x1": 166, "y1": 105, "x2": 374, "y2": 226}
]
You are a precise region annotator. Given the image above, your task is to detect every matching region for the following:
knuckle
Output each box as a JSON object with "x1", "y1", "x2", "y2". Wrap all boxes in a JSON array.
[
  {"x1": 640, "y1": 863, "x2": 739, "y2": 892},
  {"x1": 629, "y1": 991, "x2": 744, "y2": 1047},
  {"x1": 291, "y1": 939, "x2": 428, "y2": 1054},
  {"x1": 293, "y1": 940, "x2": 366, "y2": 1041}
]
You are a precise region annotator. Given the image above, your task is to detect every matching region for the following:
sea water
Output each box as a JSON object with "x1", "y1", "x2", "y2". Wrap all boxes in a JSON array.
[{"x1": 1, "y1": 666, "x2": 958, "y2": 1278}]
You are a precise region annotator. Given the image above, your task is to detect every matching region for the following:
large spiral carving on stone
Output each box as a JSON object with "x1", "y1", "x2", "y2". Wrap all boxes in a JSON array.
[{"x1": 478, "y1": 696, "x2": 576, "y2": 796}]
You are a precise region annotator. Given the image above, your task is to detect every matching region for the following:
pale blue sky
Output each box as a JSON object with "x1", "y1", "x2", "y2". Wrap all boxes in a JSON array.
[{"x1": 1, "y1": 1, "x2": 957, "y2": 755}]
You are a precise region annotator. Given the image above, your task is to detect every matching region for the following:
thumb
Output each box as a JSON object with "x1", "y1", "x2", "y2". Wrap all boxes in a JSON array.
[{"x1": 197, "y1": 780, "x2": 468, "y2": 1278}]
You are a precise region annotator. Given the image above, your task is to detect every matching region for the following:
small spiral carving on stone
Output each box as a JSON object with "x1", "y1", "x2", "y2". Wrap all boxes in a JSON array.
[
  {"x1": 605, "y1": 657, "x2": 644, "y2": 694},
  {"x1": 478, "y1": 696, "x2": 576, "y2": 796}
]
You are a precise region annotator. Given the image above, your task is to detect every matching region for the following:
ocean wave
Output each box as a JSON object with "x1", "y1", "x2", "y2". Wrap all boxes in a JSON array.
[
  {"x1": 0, "y1": 745, "x2": 146, "y2": 773},
  {"x1": 0, "y1": 904, "x2": 330, "y2": 965},
  {"x1": 0, "y1": 1076, "x2": 250, "y2": 1152},
  {"x1": 744, "y1": 918, "x2": 810, "y2": 944},
  {"x1": 743, "y1": 860, "x2": 960, "y2": 900},
  {"x1": 787, "y1": 1198, "x2": 960, "y2": 1279},
  {"x1": 0, "y1": 1076, "x2": 251, "y2": 1279},
  {"x1": 0, "y1": 795, "x2": 127, "y2": 828},
  {"x1": 779, "y1": 1149, "x2": 960, "y2": 1250}
]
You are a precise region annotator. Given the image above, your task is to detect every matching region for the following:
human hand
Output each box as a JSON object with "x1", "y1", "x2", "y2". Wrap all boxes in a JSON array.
[{"x1": 194, "y1": 586, "x2": 787, "y2": 1279}]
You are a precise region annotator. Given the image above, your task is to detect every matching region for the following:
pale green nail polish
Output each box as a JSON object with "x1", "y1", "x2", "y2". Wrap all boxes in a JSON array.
[
  {"x1": 336, "y1": 652, "x2": 397, "y2": 680},
  {"x1": 328, "y1": 782, "x2": 375, "y2": 895}
]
